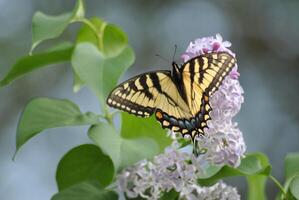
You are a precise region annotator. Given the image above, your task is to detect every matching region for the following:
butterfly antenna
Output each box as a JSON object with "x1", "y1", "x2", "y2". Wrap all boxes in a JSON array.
[
  {"x1": 172, "y1": 44, "x2": 177, "y2": 62},
  {"x1": 155, "y1": 54, "x2": 171, "y2": 64}
]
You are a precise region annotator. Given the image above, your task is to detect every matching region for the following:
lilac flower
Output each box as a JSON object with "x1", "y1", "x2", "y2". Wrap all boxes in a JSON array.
[
  {"x1": 180, "y1": 181, "x2": 240, "y2": 200},
  {"x1": 181, "y1": 33, "x2": 235, "y2": 62},
  {"x1": 117, "y1": 142, "x2": 240, "y2": 200},
  {"x1": 118, "y1": 142, "x2": 198, "y2": 199},
  {"x1": 181, "y1": 34, "x2": 246, "y2": 167}
]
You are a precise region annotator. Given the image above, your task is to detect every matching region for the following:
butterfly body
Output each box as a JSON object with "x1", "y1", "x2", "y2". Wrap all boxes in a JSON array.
[
  {"x1": 171, "y1": 62, "x2": 188, "y2": 103},
  {"x1": 107, "y1": 52, "x2": 236, "y2": 142}
]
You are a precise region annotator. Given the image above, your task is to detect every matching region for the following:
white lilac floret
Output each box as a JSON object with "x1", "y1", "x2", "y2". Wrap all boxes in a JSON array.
[
  {"x1": 117, "y1": 142, "x2": 240, "y2": 200},
  {"x1": 180, "y1": 181, "x2": 240, "y2": 200}
]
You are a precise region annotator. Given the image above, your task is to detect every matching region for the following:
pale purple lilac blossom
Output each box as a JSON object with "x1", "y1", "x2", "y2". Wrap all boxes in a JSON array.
[
  {"x1": 117, "y1": 142, "x2": 240, "y2": 200},
  {"x1": 180, "y1": 181, "x2": 240, "y2": 200}
]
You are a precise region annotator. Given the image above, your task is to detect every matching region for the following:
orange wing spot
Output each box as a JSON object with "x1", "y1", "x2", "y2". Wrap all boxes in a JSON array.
[
  {"x1": 204, "y1": 95, "x2": 209, "y2": 102},
  {"x1": 156, "y1": 111, "x2": 163, "y2": 119}
]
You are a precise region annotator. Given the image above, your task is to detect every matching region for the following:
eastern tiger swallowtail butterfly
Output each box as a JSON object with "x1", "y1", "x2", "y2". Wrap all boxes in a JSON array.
[{"x1": 107, "y1": 52, "x2": 236, "y2": 142}]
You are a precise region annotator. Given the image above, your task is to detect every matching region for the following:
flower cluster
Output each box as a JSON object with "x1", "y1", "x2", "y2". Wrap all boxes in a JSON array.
[
  {"x1": 181, "y1": 33, "x2": 235, "y2": 61},
  {"x1": 180, "y1": 181, "x2": 240, "y2": 200},
  {"x1": 197, "y1": 76, "x2": 245, "y2": 167},
  {"x1": 117, "y1": 34, "x2": 245, "y2": 199},
  {"x1": 117, "y1": 142, "x2": 240, "y2": 200}
]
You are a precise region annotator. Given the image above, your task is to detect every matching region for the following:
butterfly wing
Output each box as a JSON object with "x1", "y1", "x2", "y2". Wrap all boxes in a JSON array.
[
  {"x1": 107, "y1": 71, "x2": 192, "y2": 132},
  {"x1": 107, "y1": 52, "x2": 236, "y2": 141},
  {"x1": 181, "y1": 52, "x2": 236, "y2": 138}
]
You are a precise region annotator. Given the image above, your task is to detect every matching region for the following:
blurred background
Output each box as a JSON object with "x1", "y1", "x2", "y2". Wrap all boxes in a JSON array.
[{"x1": 1, "y1": 0, "x2": 299, "y2": 199}]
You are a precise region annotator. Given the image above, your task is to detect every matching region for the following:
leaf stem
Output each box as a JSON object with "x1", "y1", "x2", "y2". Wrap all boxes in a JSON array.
[
  {"x1": 74, "y1": 18, "x2": 106, "y2": 50},
  {"x1": 104, "y1": 106, "x2": 114, "y2": 126},
  {"x1": 269, "y1": 175, "x2": 287, "y2": 199}
]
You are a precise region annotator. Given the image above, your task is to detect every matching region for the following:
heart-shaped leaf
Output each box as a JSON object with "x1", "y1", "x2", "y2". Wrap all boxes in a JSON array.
[
  {"x1": 31, "y1": 0, "x2": 84, "y2": 52},
  {"x1": 290, "y1": 175, "x2": 299, "y2": 199},
  {"x1": 88, "y1": 123, "x2": 159, "y2": 171},
  {"x1": 16, "y1": 98, "x2": 99, "y2": 154},
  {"x1": 285, "y1": 152, "x2": 299, "y2": 181},
  {"x1": 284, "y1": 153, "x2": 299, "y2": 199},
  {"x1": 71, "y1": 43, "x2": 134, "y2": 106},
  {"x1": 51, "y1": 180, "x2": 118, "y2": 200},
  {"x1": 102, "y1": 24, "x2": 128, "y2": 57},
  {"x1": 198, "y1": 153, "x2": 271, "y2": 186},
  {"x1": 56, "y1": 144, "x2": 114, "y2": 191},
  {"x1": 76, "y1": 18, "x2": 106, "y2": 46},
  {"x1": 121, "y1": 112, "x2": 171, "y2": 152}
]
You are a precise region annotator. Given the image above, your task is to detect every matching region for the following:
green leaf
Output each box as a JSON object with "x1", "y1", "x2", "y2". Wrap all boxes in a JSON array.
[
  {"x1": 198, "y1": 153, "x2": 271, "y2": 186},
  {"x1": 73, "y1": 71, "x2": 85, "y2": 93},
  {"x1": 247, "y1": 175, "x2": 267, "y2": 200},
  {"x1": 284, "y1": 153, "x2": 299, "y2": 199},
  {"x1": 246, "y1": 153, "x2": 270, "y2": 200},
  {"x1": 76, "y1": 17, "x2": 105, "y2": 46},
  {"x1": 74, "y1": 17, "x2": 105, "y2": 92},
  {"x1": 160, "y1": 189, "x2": 179, "y2": 200},
  {"x1": 70, "y1": 0, "x2": 85, "y2": 21},
  {"x1": 103, "y1": 24, "x2": 128, "y2": 57},
  {"x1": 51, "y1": 180, "x2": 118, "y2": 200},
  {"x1": 47, "y1": 41, "x2": 74, "y2": 52},
  {"x1": 71, "y1": 43, "x2": 134, "y2": 106},
  {"x1": 198, "y1": 165, "x2": 223, "y2": 179},
  {"x1": 290, "y1": 175, "x2": 299, "y2": 199},
  {"x1": 76, "y1": 17, "x2": 127, "y2": 57},
  {"x1": 121, "y1": 112, "x2": 171, "y2": 152},
  {"x1": 88, "y1": 123, "x2": 159, "y2": 171},
  {"x1": 31, "y1": 12, "x2": 72, "y2": 52},
  {"x1": 56, "y1": 144, "x2": 114, "y2": 191},
  {"x1": 16, "y1": 98, "x2": 99, "y2": 153},
  {"x1": 285, "y1": 153, "x2": 299, "y2": 180},
  {"x1": 31, "y1": 0, "x2": 85, "y2": 52},
  {"x1": 0, "y1": 45, "x2": 73, "y2": 87}
]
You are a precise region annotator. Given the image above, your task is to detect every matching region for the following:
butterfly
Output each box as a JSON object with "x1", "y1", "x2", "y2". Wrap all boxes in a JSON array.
[{"x1": 107, "y1": 52, "x2": 236, "y2": 142}]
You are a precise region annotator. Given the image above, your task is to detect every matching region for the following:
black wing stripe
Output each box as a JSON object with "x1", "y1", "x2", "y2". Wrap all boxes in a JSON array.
[
  {"x1": 139, "y1": 75, "x2": 153, "y2": 99},
  {"x1": 150, "y1": 73, "x2": 180, "y2": 107},
  {"x1": 206, "y1": 57, "x2": 234, "y2": 93},
  {"x1": 189, "y1": 60, "x2": 195, "y2": 100},
  {"x1": 149, "y1": 73, "x2": 162, "y2": 93},
  {"x1": 129, "y1": 80, "x2": 138, "y2": 92}
]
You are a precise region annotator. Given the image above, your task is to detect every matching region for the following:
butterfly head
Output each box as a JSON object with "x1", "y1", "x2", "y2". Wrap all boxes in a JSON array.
[{"x1": 172, "y1": 62, "x2": 181, "y2": 77}]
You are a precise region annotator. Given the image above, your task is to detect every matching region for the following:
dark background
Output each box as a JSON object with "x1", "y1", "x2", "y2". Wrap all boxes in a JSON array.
[{"x1": 1, "y1": 0, "x2": 299, "y2": 199}]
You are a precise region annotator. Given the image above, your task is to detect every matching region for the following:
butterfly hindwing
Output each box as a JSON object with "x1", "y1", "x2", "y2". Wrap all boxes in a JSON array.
[{"x1": 179, "y1": 52, "x2": 236, "y2": 139}]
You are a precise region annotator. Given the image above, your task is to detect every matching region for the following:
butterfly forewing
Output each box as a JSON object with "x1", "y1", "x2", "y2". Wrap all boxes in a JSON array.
[
  {"x1": 107, "y1": 71, "x2": 191, "y2": 121},
  {"x1": 182, "y1": 52, "x2": 236, "y2": 97}
]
